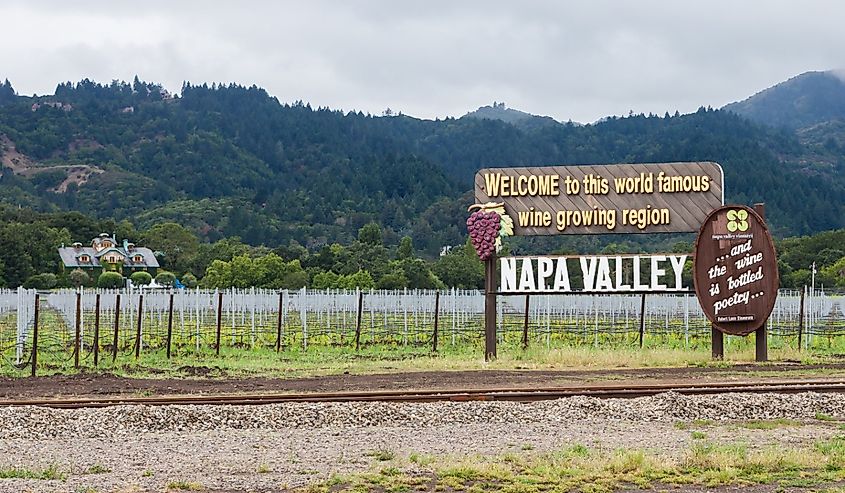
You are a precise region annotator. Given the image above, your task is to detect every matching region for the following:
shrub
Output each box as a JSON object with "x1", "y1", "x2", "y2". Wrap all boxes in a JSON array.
[
  {"x1": 23, "y1": 273, "x2": 58, "y2": 290},
  {"x1": 339, "y1": 270, "x2": 375, "y2": 289},
  {"x1": 68, "y1": 269, "x2": 92, "y2": 288},
  {"x1": 155, "y1": 270, "x2": 176, "y2": 286},
  {"x1": 97, "y1": 271, "x2": 124, "y2": 289},
  {"x1": 129, "y1": 271, "x2": 153, "y2": 286},
  {"x1": 181, "y1": 272, "x2": 198, "y2": 288},
  {"x1": 311, "y1": 271, "x2": 340, "y2": 289}
]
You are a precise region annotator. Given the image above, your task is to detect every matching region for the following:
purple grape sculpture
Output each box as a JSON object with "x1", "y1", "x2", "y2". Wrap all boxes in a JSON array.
[{"x1": 466, "y1": 203, "x2": 513, "y2": 261}]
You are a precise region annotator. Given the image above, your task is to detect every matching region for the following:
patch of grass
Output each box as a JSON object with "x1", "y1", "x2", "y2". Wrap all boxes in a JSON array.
[
  {"x1": 379, "y1": 467, "x2": 401, "y2": 476},
  {"x1": 166, "y1": 480, "x2": 204, "y2": 491},
  {"x1": 815, "y1": 436, "x2": 845, "y2": 470},
  {"x1": 0, "y1": 464, "x2": 65, "y2": 480},
  {"x1": 675, "y1": 419, "x2": 712, "y2": 430},
  {"x1": 565, "y1": 444, "x2": 590, "y2": 457},
  {"x1": 409, "y1": 453, "x2": 434, "y2": 466},
  {"x1": 304, "y1": 438, "x2": 845, "y2": 493},
  {"x1": 737, "y1": 418, "x2": 802, "y2": 430},
  {"x1": 6, "y1": 327, "x2": 843, "y2": 379},
  {"x1": 257, "y1": 463, "x2": 271, "y2": 474},
  {"x1": 365, "y1": 449, "x2": 396, "y2": 462},
  {"x1": 691, "y1": 431, "x2": 707, "y2": 440},
  {"x1": 520, "y1": 443, "x2": 534, "y2": 451},
  {"x1": 84, "y1": 464, "x2": 111, "y2": 474},
  {"x1": 817, "y1": 413, "x2": 837, "y2": 422},
  {"x1": 141, "y1": 469, "x2": 154, "y2": 477}
]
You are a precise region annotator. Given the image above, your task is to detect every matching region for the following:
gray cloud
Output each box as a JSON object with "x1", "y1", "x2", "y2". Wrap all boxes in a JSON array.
[{"x1": 1, "y1": 0, "x2": 843, "y2": 123}]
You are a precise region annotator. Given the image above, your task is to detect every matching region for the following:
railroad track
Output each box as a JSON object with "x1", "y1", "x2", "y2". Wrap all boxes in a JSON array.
[{"x1": 3, "y1": 379, "x2": 845, "y2": 408}]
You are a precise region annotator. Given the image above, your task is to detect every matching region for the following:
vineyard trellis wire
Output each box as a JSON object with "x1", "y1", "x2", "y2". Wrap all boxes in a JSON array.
[{"x1": 0, "y1": 286, "x2": 843, "y2": 373}]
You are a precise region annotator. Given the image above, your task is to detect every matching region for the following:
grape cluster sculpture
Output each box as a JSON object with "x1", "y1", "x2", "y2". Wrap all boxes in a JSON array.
[{"x1": 466, "y1": 202, "x2": 513, "y2": 261}]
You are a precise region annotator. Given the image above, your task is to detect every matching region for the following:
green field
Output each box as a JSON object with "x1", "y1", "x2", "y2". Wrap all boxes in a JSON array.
[{"x1": 2, "y1": 292, "x2": 844, "y2": 378}]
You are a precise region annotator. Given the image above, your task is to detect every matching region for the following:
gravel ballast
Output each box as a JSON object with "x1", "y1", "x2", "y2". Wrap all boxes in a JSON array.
[
  {"x1": 1, "y1": 392, "x2": 844, "y2": 492},
  {"x1": 1, "y1": 391, "x2": 844, "y2": 439}
]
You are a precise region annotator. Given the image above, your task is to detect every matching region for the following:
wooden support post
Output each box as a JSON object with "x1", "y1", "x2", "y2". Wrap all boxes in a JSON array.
[
  {"x1": 638, "y1": 293, "x2": 647, "y2": 348},
  {"x1": 93, "y1": 293, "x2": 101, "y2": 367},
  {"x1": 215, "y1": 290, "x2": 223, "y2": 356},
  {"x1": 484, "y1": 256, "x2": 497, "y2": 361},
  {"x1": 275, "y1": 290, "x2": 283, "y2": 352},
  {"x1": 798, "y1": 286, "x2": 805, "y2": 350},
  {"x1": 712, "y1": 325, "x2": 724, "y2": 359},
  {"x1": 74, "y1": 290, "x2": 82, "y2": 369},
  {"x1": 31, "y1": 294, "x2": 40, "y2": 377},
  {"x1": 112, "y1": 294, "x2": 121, "y2": 362},
  {"x1": 522, "y1": 294, "x2": 530, "y2": 350},
  {"x1": 166, "y1": 292, "x2": 174, "y2": 359},
  {"x1": 432, "y1": 291, "x2": 440, "y2": 352},
  {"x1": 354, "y1": 289, "x2": 364, "y2": 351},
  {"x1": 754, "y1": 202, "x2": 768, "y2": 362},
  {"x1": 134, "y1": 294, "x2": 144, "y2": 359}
]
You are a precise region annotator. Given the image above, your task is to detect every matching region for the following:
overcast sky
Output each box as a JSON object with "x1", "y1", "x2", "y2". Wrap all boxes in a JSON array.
[{"x1": 1, "y1": 1, "x2": 843, "y2": 123}]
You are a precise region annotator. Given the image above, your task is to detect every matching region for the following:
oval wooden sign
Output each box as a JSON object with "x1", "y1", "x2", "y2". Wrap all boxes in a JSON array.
[{"x1": 693, "y1": 205, "x2": 778, "y2": 336}]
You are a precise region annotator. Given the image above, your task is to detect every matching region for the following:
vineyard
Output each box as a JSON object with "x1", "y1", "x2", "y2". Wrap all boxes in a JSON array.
[{"x1": 0, "y1": 287, "x2": 843, "y2": 375}]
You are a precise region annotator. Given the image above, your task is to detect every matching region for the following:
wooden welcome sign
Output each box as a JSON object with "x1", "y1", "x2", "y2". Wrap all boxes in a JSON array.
[
  {"x1": 692, "y1": 205, "x2": 778, "y2": 336},
  {"x1": 469, "y1": 162, "x2": 726, "y2": 360}
]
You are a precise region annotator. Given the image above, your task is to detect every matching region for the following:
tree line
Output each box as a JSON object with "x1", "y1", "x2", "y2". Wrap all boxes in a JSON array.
[{"x1": 1, "y1": 205, "x2": 842, "y2": 291}]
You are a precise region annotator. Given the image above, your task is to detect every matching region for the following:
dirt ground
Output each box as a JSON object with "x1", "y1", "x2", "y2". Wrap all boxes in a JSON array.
[{"x1": 3, "y1": 362, "x2": 845, "y2": 399}]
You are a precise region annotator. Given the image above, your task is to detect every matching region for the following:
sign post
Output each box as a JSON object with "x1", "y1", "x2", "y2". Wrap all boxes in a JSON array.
[
  {"x1": 753, "y1": 203, "x2": 768, "y2": 362},
  {"x1": 484, "y1": 257, "x2": 497, "y2": 360}
]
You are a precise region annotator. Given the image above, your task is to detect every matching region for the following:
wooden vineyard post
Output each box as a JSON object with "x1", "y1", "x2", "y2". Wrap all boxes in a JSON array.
[
  {"x1": 798, "y1": 286, "x2": 805, "y2": 350},
  {"x1": 354, "y1": 289, "x2": 364, "y2": 351},
  {"x1": 276, "y1": 290, "x2": 283, "y2": 352},
  {"x1": 112, "y1": 294, "x2": 121, "y2": 362},
  {"x1": 134, "y1": 294, "x2": 144, "y2": 359},
  {"x1": 31, "y1": 294, "x2": 40, "y2": 377},
  {"x1": 215, "y1": 290, "x2": 223, "y2": 356},
  {"x1": 432, "y1": 291, "x2": 440, "y2": 353},
  {"x1": 522, "y1": 294, "x2": 530, "y2": 350},
  {"x1": 74, "y1": 290, "x2": 82, "y2": 368},
  {"x1": 753, "y1": 203, "x2": 768, "y2": 362},
  {"x1": 93, "y1": 293, "x2": 101, "y2": 367},
  {"x1": 166, "y1": 292, "x2": 174, "y2": 359},
  {"x1": 638, "y1": 293, "x2": 646, "y2": 349},
  {"x1": 484, "y1": 256, "x2": 497, "y2": 361}
]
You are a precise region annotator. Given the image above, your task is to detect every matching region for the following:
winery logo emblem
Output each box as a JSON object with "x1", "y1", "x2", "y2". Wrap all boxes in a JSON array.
[
  {"x1": 711, "y1": 208, "x2": 754, "y2": 241},
  {"x1": 466, "y1": 202, "x2": 514, "y2": 260},
  {"x1": 726, "y1": 209, "x2": 749, "y2": 233}
]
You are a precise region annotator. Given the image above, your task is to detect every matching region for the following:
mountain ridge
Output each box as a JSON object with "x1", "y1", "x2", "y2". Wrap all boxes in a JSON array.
[
  {"x1": 461, "y1": 102, "x2": 567, "y2": 130},
  {"x1": 723, "y1": 70, "x2": 845, "y2": 129},
  {"x1": 0, "y1": 77, "x2": 842, "y2": 255}
]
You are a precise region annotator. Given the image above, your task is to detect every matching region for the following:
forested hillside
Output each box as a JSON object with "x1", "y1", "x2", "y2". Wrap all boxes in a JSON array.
[
  {"x1": 0, "y1": 77, "x2": 844, "y2": 259},
  {"x1": 724, "y1": 71, "x2": 845, "y2": 130}
]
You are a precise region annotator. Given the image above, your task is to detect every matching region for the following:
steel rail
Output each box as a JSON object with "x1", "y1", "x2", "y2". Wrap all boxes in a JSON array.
[{"x1": 3, "y1": 379, "x2": 845, "y2": 408}]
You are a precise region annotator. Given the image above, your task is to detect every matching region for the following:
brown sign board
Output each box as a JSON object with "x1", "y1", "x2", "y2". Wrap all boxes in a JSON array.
[
  {"x1": 692, "y1": 205, "x2": 779, "y2": 336},
  {"x1": 473, "y1": 162, "x2": 724, "y2": 235}
]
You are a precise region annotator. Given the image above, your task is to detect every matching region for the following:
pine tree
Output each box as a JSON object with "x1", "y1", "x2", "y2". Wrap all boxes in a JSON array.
[{"x1": 0, "y1": 78, "x2": 15, "y2": 104}]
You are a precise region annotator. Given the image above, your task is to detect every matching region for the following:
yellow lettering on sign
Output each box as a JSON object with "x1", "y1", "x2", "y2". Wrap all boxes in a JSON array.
[{"x1": 483, "y1": 173, "x2": 560, "y2": 197}]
